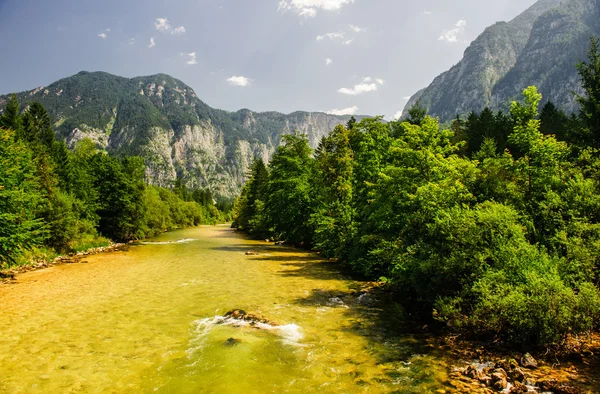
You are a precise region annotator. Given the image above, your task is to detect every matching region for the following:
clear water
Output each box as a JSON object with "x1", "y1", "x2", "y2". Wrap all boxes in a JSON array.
[{"x1": 0, "y1": 225, "x2": 452, "y2": 393}]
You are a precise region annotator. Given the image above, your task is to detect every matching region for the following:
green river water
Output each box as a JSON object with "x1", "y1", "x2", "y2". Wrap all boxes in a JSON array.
[{"x1": 0, "y1": 225, "x2": 455, "y2": 393}]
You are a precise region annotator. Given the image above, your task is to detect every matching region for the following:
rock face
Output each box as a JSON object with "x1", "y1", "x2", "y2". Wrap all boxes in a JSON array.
[
  {"x1": 404, "y1": 0, "x2": 600, "y2": 121},
  {"x1": 0, "y1": 71, "x2": 363, "y2": 199}
]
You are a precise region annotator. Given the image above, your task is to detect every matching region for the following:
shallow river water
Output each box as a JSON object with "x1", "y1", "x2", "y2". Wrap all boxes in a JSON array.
[{"x1": 0, "y1": 225, "x2": 455, "y2": 393}]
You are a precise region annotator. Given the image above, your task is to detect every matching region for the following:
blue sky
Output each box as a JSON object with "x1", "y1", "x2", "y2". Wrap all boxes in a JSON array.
[{"x1": 0, "y1": 0, "x2": 537, "y2": 118}]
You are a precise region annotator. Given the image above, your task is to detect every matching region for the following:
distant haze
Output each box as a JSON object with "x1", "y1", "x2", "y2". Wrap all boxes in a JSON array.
[{"x1": 0, "y1": 0, "x2": 536, "y2": 118}]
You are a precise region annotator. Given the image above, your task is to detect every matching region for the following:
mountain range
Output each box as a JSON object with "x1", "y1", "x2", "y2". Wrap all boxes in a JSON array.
[
  {"x1": 404, "y1": 0, "x2": 600, "y2": 121},
  {"x1": 0, "y1": 71, "x2": 360, "y2": 199}
]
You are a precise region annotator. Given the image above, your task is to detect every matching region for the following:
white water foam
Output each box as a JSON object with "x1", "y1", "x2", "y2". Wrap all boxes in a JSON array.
[
  {"x1": 141, "y1": 238, "x2": 198, "y2": 245},
  {"x1": 189, "y1": 315, "x2": 303, "y2": 354}
]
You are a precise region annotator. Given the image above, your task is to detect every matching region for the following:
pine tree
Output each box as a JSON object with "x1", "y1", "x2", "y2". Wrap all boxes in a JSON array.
[
  {"x1": 576, "y1": 36, "x2": 600, "y2": 148},
  {"x1": 0, "y1": 95, "x2": 23, "y2": 136}
]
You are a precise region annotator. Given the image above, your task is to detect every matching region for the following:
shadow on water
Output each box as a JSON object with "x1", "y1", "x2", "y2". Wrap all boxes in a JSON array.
[{"x1": 256, "y1": 247, "x2": 454, "y2": 391}]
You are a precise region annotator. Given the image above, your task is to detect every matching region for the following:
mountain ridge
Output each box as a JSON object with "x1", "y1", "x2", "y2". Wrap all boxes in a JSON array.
[
  {"x1": 0, "y1": 71, "x2": 365, "y2": 199},
  {"x1": 404, "y1": 0, "x2": 599, "y2": 121}
]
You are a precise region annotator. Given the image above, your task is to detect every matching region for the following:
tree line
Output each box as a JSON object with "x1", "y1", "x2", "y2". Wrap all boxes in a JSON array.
[
  {"x1": 0, "y1": 99, "x2": 226, "y2": 268},
  {"x1": 233, "y1": 37, "x2": 600, "y2": 347}
]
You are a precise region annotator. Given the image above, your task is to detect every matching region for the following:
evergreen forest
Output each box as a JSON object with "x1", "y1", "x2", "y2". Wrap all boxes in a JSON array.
[{"x1": 233, "y1": 37, "x2": 600, "y2": 347}]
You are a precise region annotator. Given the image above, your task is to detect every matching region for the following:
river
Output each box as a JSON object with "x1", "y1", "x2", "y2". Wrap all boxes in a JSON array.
[{"x1": 0, "y1": 225, "x2": 456, "y2": 393}]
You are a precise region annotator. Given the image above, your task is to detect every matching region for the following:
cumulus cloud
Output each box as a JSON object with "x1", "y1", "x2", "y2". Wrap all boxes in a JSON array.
[
  {"x1": 349, "y1": 24, "x2": 366, "y2": 33},
  {"x1": 227, "y1": 76, "x2": 251, "y2": 87},
  {"x1": 338, "y1": 77, "x2": 384, "y2": 96},
  {"x1": 183, "y1": 52, "x2": 197, "y2": 65},
  {"x1": 390, "y1": 110, "x2": 403, "y2": 120},
  {"x1": 155, "y1": 18, "x2": 171, "y2": 32},
  {"x1": 279, "y1": 0, "x2": 354, "y2": 18},
  {"x1": 326, "y1": 57, "x2": 333, "y2": 66},
  {"x1": 327, "y1": 106, "x2": 358, "y2": 116},
  {"x1": 317, "y1": 32, "x2": 345, "y2": 41},
  {"x1": 299, "y1": 8, "x2": 317, "y2": 17},
  {"x1": 148, "y1": 37, "x2": 156, "y2": 48},
  {"x1": 154, "y1": 18, "x2": 185, "y2": 35},
  {"x1": 97, "y1": 28, "x2": 110, "y2": 39},
  {"x1": 172, "y1": 26, "x2": 186, "y2": 35},
  {"x1": 439, "y1": 19, "x2": 467, "y2": 43},
  {"x1": 327, "y1": 105, "x2": 358, "y2": 116}
]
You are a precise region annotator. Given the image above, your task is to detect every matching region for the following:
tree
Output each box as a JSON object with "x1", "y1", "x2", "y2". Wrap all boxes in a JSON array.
[
  {"x1": 0, "y1": 95, "x2": 23, "y2": 136},
  {"x1": 92, "y1": 154, "x2": 147, "y2": 241},
  {"x1": 0, "y1": 128, "x2": 46, "y2": 266},
  {"x1": 266, "y1": 132, "x2": 314, "y2": 245},
  {"x1": 23, "y1": 102, "x2": 56, "y2": 150},
  {"x1": 310, "y1": 124, "x2": 354, "y2": 258},
  {"x1": 576, "y1": 36, "x2": 600, "y2": 147},
  {"x1": 406, "y1": 101, "x2": 427, "y2": 126}
]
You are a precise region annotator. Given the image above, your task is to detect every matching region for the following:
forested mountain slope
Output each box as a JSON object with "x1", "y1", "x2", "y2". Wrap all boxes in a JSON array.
[{"x1": 0, "y1": 71, "x2": 361, "y2": 199}]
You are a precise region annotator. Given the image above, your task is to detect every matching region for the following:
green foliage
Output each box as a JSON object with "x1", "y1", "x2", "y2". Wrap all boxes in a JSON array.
[
  {"x1": 0, "y1": 98, "x2": 225, "y2": 268},
  {"x1": 0, "y1": 128, "x2": 46, "y2": 266},
  {"x1": 266, "y1": 132, "x2": 314, "y2": 245},
  {"x1": 233, "y1": 74, "x2": 600, "y2": 347},
  {"x1": 576, "y1": 36, "x2": 600, "y2": 147}
]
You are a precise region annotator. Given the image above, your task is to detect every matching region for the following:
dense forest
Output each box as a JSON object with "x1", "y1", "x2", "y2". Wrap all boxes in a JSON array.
[
  {"x1": 0, "y1": 99, "x2": 227, "y2": 269},
  {"x1": 233, "y1": 37, "x2": 600, "y2": 347}
]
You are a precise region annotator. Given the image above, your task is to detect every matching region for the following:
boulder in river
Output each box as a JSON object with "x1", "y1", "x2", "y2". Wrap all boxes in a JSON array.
[
  {"x1": 224, "y1": 309, "x2": 276, "y2": 326},
  {"x1": 491, "y1": 368, "x2": 508, "y2": 391},
  {"x1": 520, "y1": 353, "x2": 538, "y2": 369}
]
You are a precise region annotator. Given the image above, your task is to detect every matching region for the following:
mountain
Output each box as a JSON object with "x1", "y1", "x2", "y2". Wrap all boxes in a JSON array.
[
  {"x1": 0, "y1": 71, "x2": 361, "y2": 199},
  {"x1": 404, "y1": 0, "x2": 600, "y2": 121}
]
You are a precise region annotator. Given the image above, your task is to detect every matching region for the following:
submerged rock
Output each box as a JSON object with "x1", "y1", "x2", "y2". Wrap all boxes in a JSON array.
[{"x1": 224, "y1": 337, "x2": 241, "y2": 347}]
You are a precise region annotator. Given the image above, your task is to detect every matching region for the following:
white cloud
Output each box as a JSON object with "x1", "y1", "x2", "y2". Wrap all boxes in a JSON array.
[
  {"x1": 97, "y1": 28, "x2": 110, "y2": 39},
  {"x1": 172, "y1": 26, "x2": 186, "y2": 35},
  {"x1": 439, "y1": 19, "x2": 467, "y2": 43},
  {"x1": 342, "y1": 39, "x2": 354, "y2": 45},
  {"x1": 349, "y1": 24, "x2": 366, "y2": 33},
  {"x1": 299, "y1": 7, "x2": 317, "y2": 17},
  {"x1": 155, "y1": 18, "x2": 185, "y2": 35},
  {"x1": 148, "y1": 37, "x2": 156, "y2": 48},
  {"x1": 279, "y1": 0, "x2": 354, "y2": 18},
  {"x1": 325, "y1": 57, "x2": 333, "y2": 66},
  {"x1": 327, "y1": 105, "x2": 358, "y2": 116},
  {"x1": 402, "y1": 96, "x2": 411, "y2": 100},
  {"x1": 184, "y1": 52, "x2": 197, "y2": 65},
  {"x1": 391, "y1": 110, "x2": 403, "y2": 120},
  {"x1": 155, "y1": 18, "x2": 171, "y2": 32},
  {"x1": 338, "y1": 77, "x2": 383, "y2": 96},
  {"x1": 227, "y1": 76, "x2": 251, "y2": 87},
  {"x1": 424, "y1": 11, "x2": 432, "y2": 15},
  {"x1": 129, "y1": 38, "x2": 136, "y2": 45},
  {"x1": 317, "y1": 32, "x2": 345, "y2": 41},
  {"x1": 339, "y1": 83, "x2": 377, "y2": 96}
]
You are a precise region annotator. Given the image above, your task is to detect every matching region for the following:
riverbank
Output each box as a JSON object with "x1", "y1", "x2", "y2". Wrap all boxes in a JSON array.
[{"x1": 0, "y1": 241, "x2": 128, "y2": 283}]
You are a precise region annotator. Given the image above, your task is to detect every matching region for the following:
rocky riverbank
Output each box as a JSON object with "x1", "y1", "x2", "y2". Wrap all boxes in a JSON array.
[{"x1": 0, "y1": 243, "x2": 128, "y2": 283}]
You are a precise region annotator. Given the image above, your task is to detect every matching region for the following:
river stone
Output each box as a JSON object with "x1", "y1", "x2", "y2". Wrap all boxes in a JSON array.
[
  {"x1": 521, "y1": 353, "x2": 538, "y2": 369},
  {"x1": 224, "y1": 338, "x2": 241, "y2": 347},
  {"x1": 491, "y1": 369, "x2": 508, "y2": 390}
]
